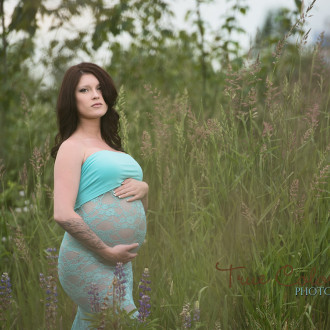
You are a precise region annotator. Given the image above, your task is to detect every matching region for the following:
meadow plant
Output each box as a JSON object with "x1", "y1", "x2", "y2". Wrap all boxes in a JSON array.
[
  {"x1": 86, "y1": 262, "x2": 134, "y2": 329},
  {"x1": 88, "y1": 283, "x2": 101, "y2": 313},
  {"x1": 0, "y1": 273, "x2": 12, "y2": 322},
  {"x1": 45, "y1": 248, "x2": 58, "y2": 278},
  {"x1": 12, "y1": 225, "x2": 30, "y2": 262},
  {"x1": 113, "y1": 262, "x2": 127, "y2": 307},
  {"x1": 85, "y1": 264, "x2": 160, "y2": 329},
  {"x1": 138, "y1": 267, "x2": 151, "y2": 323},
  {"x1": 179, "y1": 300, "x2": 201, "y2": 329},
  {"x1": 192, "y1": 301, "x2": 200, "y2": 322},
  {"x1": 39, "y1": 273, "x2": 58, "y2": 329},
  {"x1": 180, "y1": 302, "x2": 192, "y2": 328},
  {"x1": 37, "y1": 248, "x2": 59, "y2": 329}
]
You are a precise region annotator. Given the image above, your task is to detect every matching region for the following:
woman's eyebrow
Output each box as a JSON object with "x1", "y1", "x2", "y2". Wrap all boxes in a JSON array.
[{"x1": 77, "y1": 83, "x2": 101, "y2": 88}]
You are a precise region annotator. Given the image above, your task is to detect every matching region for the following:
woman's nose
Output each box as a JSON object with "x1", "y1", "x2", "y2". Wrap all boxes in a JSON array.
[{"x1": 92, "y1": 89, "x2": 100, "y2": 99}]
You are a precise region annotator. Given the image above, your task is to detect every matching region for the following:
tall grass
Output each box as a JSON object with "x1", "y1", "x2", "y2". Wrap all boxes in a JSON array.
[{"x1": 0, "y1": 37, "x2": 329, "y2": 329}]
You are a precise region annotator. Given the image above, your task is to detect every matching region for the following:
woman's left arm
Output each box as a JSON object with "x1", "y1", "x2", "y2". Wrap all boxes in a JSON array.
[{"x1": 114, "y1": 179, "x2": 149, "y2": 213}]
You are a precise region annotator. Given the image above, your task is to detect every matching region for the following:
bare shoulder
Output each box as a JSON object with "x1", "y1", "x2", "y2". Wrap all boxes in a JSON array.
[{"x1": 55, "y1": 138, "x2": 85, "y2": 166}]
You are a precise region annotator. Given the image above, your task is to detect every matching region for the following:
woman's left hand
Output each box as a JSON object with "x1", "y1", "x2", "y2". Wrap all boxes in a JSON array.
[{"x1": 113, "y1": 179, "x2": 149, "y2": 202}]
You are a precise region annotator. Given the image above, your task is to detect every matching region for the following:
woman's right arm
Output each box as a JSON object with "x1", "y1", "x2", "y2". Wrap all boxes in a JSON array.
[{"x1": 53, "y1": 140, "x2": 138, "y2": 263}]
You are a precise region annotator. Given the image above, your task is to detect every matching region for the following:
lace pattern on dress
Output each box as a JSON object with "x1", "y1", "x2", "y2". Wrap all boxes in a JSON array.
[{"x1": 58, "y1": 191, "x2": 146, "y2": 329}]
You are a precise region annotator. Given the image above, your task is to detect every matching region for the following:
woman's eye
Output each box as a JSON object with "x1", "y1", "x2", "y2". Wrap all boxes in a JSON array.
[
  {"x1": 79, "y1": 88, "x2": 88, "y2": 93},
  {"x1": 97, "y1": 86, "x2": 102, "y2": 91}
]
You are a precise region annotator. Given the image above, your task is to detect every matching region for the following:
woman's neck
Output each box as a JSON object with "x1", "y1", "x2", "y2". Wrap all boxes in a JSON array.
[{"x1": 75, "y1": 119, "x2": 102, "y2": 140}]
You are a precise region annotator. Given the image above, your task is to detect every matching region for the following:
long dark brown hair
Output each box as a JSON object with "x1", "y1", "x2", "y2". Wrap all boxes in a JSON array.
[{"x1": 51, "y1": 62, "x2": 123, "y2": 158}]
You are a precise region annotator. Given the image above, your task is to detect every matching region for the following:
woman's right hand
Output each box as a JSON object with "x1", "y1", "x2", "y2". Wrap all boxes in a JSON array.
[{"x1": 100, "y1": 243, "x2": 139, "y2": 264}]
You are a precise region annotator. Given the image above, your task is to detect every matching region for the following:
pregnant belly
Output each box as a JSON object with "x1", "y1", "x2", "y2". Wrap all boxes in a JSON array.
[{"x1": 76, "y1": 190, "x2": 146, "y2": 249}]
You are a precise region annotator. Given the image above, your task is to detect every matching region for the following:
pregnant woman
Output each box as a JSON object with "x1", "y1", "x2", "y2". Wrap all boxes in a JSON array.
[{"x1": 51, "y1": 62, "x2": 148, "y2": 329}]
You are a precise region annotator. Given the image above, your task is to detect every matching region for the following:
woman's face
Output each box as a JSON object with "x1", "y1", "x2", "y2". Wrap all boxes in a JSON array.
[{"x1": 75, "y1": 74, "x2": 108, "y2": 120}]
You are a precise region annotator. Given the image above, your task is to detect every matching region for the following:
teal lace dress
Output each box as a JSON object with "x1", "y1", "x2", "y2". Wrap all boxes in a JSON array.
[{"x1": 58, "y1": 150, "x2": 146, "y2": 329}]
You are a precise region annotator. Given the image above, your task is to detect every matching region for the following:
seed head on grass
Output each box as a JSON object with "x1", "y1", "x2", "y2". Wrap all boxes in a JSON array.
[
  {"x1": 0, "y1": 273, "x2": 12, "y2": 321},
  {"x1": 262, "y1": 122, "x2": 273, "y2": 138},
  {"x1": 30, "y1": 146, "x2": 44, "y2": 177},
  {"x1": 141, "y1": 130, "x2": 154, "y2": 159},
  {"x1": 19, "y1": 162, "x2": 28, "y2": 188},
  {"x1": 310, "y1": 164, "x2": 329, "y2": 197},
  {"x1": 12, "y1": 225, "x2": 30, "y2": 262}
]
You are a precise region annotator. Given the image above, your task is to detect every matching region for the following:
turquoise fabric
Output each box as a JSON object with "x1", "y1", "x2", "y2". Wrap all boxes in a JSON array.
[
  {"x1": 74, "y1": 150, "x2": 143, "y2": 210},
  {"x1": 58, "y1": 150, "x2": 146, "y2": 329}
]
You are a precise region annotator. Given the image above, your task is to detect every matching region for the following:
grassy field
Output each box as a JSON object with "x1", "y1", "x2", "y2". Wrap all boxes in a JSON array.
[{"x1": 0, "y1": 40, "x2": 329, "y2": 329}]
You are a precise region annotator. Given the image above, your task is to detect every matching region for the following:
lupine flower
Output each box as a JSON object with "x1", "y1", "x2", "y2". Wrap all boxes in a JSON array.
[
  {"x1": 0, "y1": 273, "x2": 12, "y2": 321},
  {"x1": 46, "y1": 248, "x2": 58, "y2": 277},
  {"x1": 180, "y1": 302, "x2": 191, "y2": 328},
  {"x1": 193, "y1": 301, "x2": 200, "y2": 322},
  {"x1": 39, "y1": 273, "x2": 58, "y2": 329},
  {"x1": 138, "y1": 267, "x2": 151, "y2": 323},
  {"x1": 114, "y1": 262, "x2": 126, "y2": 304},
  {"x1": 88, "y1": 282, "x2": 101, "y2": 313},
  {"x1": 138, "y1": 295, "x2": 151, "y2": 321}
]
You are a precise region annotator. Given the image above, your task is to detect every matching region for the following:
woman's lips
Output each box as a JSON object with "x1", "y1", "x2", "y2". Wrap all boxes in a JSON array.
[{"x1": 92, "y1": 103, "x2": 103, "y2": 107}]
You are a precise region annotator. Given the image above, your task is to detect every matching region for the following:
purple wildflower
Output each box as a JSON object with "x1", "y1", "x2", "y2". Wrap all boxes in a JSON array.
[
  {"x1": 88, "y1": 282, "x2": 101, "y2": 312},
  {"x1": 46, "y1": 248, "x2": 58, "y2": 277},
  {"x1": 184, "y1": 312, "x2": 192, "y2": 328},
  {"x1": 39, "y1": 273, "x2": 58, "y2": 329},
  {"x1": 0, "y1": 273, "x2": 12, "y2": 321},
  {"x1": 180, "y1": 303, "x2": 192, "y2": 329},
  {"x1": 114, "y1": 262, "x2": 126, "y2": 303},
  {"x1": 138, "y1": 268, "x2": 151, "y2": 323},
  {"x1": 138, "y1": 295, "x2": 151, "y2": 322},
  {"x1": 193, "y1": 301, "x2": 200, "y2": 322}
]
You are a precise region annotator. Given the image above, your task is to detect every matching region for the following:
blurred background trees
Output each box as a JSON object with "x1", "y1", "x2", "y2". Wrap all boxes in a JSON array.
[{"x1": 0, "y1": 0, "x2": 327, "y2": 179}]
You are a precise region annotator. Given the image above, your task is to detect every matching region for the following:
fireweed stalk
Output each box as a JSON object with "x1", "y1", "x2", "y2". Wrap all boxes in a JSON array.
[{"x1": 138, "y1": 267, "x2": 151, "y2": 322}]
